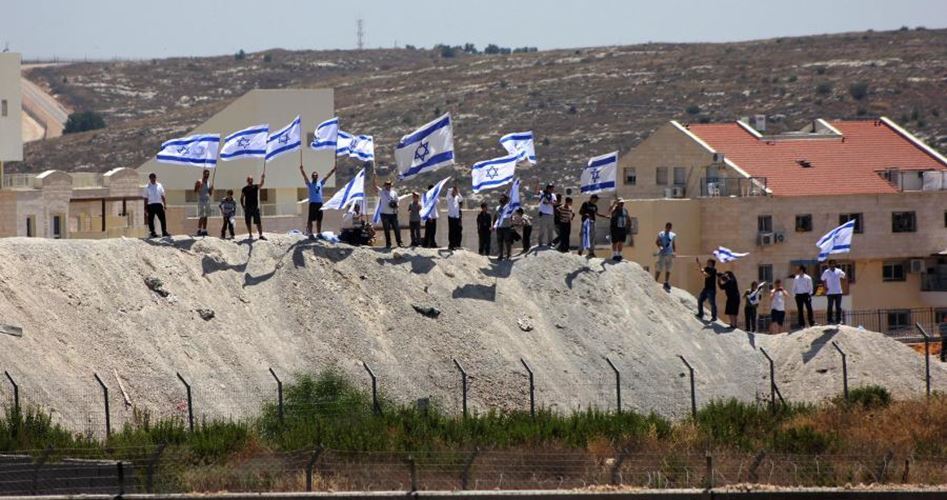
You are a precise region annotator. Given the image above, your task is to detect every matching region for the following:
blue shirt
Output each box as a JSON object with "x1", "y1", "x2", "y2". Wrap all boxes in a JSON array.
[
  {"x1": 307, "y1": 179, "x2": 326, "y2": 203},
  {"x1": 657, "y1": 230, "x2": 676, "y2": 255}
]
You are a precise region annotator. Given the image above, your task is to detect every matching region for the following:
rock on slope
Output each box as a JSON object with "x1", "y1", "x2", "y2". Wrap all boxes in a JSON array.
[{"x1": 0, "y1": 236, "x2": 942, "y2": 433}]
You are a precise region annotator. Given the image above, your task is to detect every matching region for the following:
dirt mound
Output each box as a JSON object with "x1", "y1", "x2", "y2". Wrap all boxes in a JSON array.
[{"x1": 0, "y1": 236, "x2": 942, "y2": 433}]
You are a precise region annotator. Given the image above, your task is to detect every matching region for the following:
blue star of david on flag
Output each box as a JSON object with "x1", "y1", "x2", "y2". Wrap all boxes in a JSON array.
[
  {"x1": 236, "y1": 136, "x2": 251, "y2": 148},
  {"x1": 157, "y1": 133, "x2": 221, "y2": 167},
  {"x1": 590, "y1": 168, "x2": 601, "y2": 183},
  {"x1": 220, "y1": 124, "x2": 268, "y2": 161},
  {"x1": 414, "y1": 141, "x2": 431, "y2": 162},
  {"x1": 485, "y1": 166, "x2": 500, "y2": 179}
]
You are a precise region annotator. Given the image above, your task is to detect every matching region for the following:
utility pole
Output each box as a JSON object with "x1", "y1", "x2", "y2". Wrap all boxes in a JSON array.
[{"x1": 356, "y1": 19, "x2": 364, "y2": 50}]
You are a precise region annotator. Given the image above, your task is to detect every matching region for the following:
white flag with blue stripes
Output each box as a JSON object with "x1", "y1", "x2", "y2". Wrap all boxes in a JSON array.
[
  {"x1": 310, "y1": 117, "x2": 339, "y2": 151},
  {"x1": 494, "y1": 178, "x2": 522, "y2": 228},
  {"x1": 713, "y1": 246, "x2": 749, "y2": 263},
  {"x1": 499, "y1": 131, "x2": 537, "y2": 165},
  {"x1": 322, "y1": 168, "x2": 366, "y2": 211},
  {"x1": 817, "y1": 219, "x2": 855, "y2": 261},
  {"x1": 219, "y1": 124, "x2": 268, "y2": 161},
  {"x1": 156, "y1": 133, "x2": 221, "y2": 167},
  {"x1": 348, "y1": 134, "x2": 375, "y2": 161},
  {"x1": 265, "y1": 116, "x2": 301, "y2": 162},
  {"x1": 580, "y1": 151, "x2": 618, "y2": 194},
  {"x1": 420, "y1": 177, "x2": 451, "y2": 220},
  {"x1": 395, "y1": 113, "x2": 455, "y2": 180},
  {"x1": 471, "y1": 152, "x2": 520, "y2": 193}
]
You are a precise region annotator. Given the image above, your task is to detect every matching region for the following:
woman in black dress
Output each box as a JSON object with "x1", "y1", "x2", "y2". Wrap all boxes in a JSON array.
[{"x1": 718, "y1": 270, "x2": 741, "y2": 329}]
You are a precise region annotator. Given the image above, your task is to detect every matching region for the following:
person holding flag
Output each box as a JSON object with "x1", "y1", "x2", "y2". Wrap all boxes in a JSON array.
[
  {"x1": 578, "y1": 194, "x2": 608, "y2": 258},
  {"x1": 821, "y1": 260, "x2": 847, "y2": 325},
  {"x1": 193, "y1": 169, "x2": 214, "y2": 237},
  {"x1": 493, "y1": 193, "x2": 513, "y2": 261},
  {"x1": 299, "y1": 163, "x2": 337, "y2": 237},
  {"x1": 422, "y1": 183, "x2": 439, "y2": 248},
  {"x1": 446, "y1": 185, "x2": 464, "y2": 251},
  {"x1": 373, "y1": 175, "x2": 404, "y2": 249}
]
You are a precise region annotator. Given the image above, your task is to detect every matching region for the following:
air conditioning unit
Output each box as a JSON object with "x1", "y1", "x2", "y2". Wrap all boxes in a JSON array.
[
  {"x1": 773, "y1": 231, "x2": 786, "y2": 244},
  {"x1": 712, "y1": 152, "x2": 726, "y2": 164},
  {"x1": 909, "y1": 259, "x2": 925, "y2": 274},
  {"x1": 669, "y1": 186, "x2": 685, "y2": 198},
  {"x1": 758, "y1": 232, "x2": 774, "y2": 246}
]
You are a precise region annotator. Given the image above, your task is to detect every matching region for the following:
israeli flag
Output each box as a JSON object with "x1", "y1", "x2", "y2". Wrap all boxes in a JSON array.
[
  {"x1": 395, "y1": 113, "x2": 455, "y2": 180},
  {"x1": 336, "y1": 131, "x2": 354, "y2": 156},
  {"x1": 156, "y1": 133, "x2": 221, "y2": 167},
  {"x1": 580, "y1": 151, "x2": 618, "y2": 194},
  {"x1": 494, "y1": 178, "x2": 522, "y2": 228},
  {"x1": 581, "y1": 218, "x2": 594, "y2": 250},
  {"x1": 310, "y1": 117, "x2": 339, "y2": 151},
  {"x1": 499, "y1": 131, "x2": 537, "y2": 165},
  {"x1": 420, "y1": 177, "x2": 451, "y2": 220},
  {"x1": 471, "y1": 152, "x2": 520, "y2": 193},
  {"x1": 348, "y1": 134, "x2": 375, "y2": 161},
  {"x1": 817, "y1": 219, "x2": 856, "y2": 261},
  {"x1": 322, "y1": 168, "x2": 366, "y2": 211},
  {"x1": 713, "y1": 246, "x2": 749, "y2": 263},
  {"x1": 219, "y1": 124, "x2": 268, "y2": 161},
  {"x1": 265, "y1": 116, "x2": 301, "y2": 162}
]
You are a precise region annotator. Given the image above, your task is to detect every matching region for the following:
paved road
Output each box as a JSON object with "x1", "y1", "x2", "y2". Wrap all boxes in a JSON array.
[{"x1": 20, "y1": 76, "x2": 69, "y2": 125}]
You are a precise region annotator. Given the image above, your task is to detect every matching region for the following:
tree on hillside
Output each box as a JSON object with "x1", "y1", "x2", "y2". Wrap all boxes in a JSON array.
[
  {"x1": 235, "y1": 49, "x2": 246, "y2": 60},
  {"x1": 463, "y1": 43, "x2": 478, "y2": 54},
  {"x1": 849, "y1": 81, "x2": 869, "y2": 100},
  {"x1": 63, "y1": 111, "x2": 106, "y2": 134}
]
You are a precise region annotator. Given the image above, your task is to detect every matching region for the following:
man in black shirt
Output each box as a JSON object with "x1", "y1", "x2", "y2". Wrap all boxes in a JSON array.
[
  {"x1": 577, "y1": 194, "x2": 608, "y2": 257},
  {"x1": 476, "y1": 202, "x2": 492, "y2": 256},
  {"x1": 695, "y1": 257, "x2": 717, "y2": 321},
  {"x1": 240, "y1": 174, "x2": 266, "y2": 241}
]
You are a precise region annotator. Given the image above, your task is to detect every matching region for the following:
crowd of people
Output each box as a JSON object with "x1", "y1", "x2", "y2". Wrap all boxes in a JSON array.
[{"x1": 144, "y1": 170, "x2": 848, "y2": 334}]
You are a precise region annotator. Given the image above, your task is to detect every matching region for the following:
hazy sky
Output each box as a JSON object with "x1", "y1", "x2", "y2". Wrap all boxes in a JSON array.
[{"x1": 5, "y1": 0, "x2": 947, "y2": 59}]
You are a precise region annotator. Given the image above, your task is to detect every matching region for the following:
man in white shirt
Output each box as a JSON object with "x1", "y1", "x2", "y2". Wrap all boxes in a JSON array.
[
  {"x1": 446, "y1": 185, "x2": 464, "y2": 251},
  {"x1": 143, "y1": 172, "x2": 171, "y2": 238},
  {"x1": 654, "y1": 222, "x2": 676, "y2": 292},
  {"x1": 422, "y1": 183, "x2": 439, "y2": 248},
  {"x1": 792, "y1": 265, "x2": 815, "y2": 329},
  {"x1": 821, "y1": 260, "x2": 847, "y2": 325},
  {"x1": 374, "y1": 176, "x2": 403, "y2": 249},
  {"x1": 535, "y1": 183, "x2": 559, "y2": 247}
]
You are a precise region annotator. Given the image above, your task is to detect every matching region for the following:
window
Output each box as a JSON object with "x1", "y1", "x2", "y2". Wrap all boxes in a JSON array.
[
  {"x1": 886, "y1": 310, "x2": 912, "y2": 331},
  {"x1": 1, "y1": 99, "x2": 7, "y2": 117},
  {"x1": 656, "y1": 167, "x2": 668, "y2": 185},
  {"x1": 839, "y1": 213, "x2": 863, "y2": 234},
  {"x1": 25, "y1": 216, "x2": 35, "y2": 237},
  {"x1": 758, "y1": 215, "x2": 773, "y2": 233},
  {"x1": 935, "y1": 308, "x2": 947, "y2": 325},
  {"x1": 758, "y1": 264, "x2": 773, "y2": 284},
  {"x1": 795, "y1": 214, "x2": 812, "y2": 232},
  {"x1": 52, "y1": 215, "x2": 62, "y2": 239},
  {"x1": 673, "y1": 167, "x2": 686, "y2": 186},
  {"x1": 882, "y1": 261, "x2": 906, "y2": 282},
  {"x1": 624, "y1": 167, "x2": 637, "y2": 185},
  {"x1": 892, "y1": 211, "x2": 916, "y2": 233}
]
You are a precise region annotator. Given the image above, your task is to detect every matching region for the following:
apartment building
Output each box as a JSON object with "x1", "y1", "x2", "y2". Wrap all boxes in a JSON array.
[
  {"x1": 615, "y1": 117, "x2": 947, "y2": 333},
  {"x1": 0, "y1": 52, "x2": 23, "y2": 185}
]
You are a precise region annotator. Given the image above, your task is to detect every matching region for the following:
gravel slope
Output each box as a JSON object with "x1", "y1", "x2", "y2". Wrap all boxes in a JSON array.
[{"x1": 0, "y1": 235, "x2": 942, "y2": 433}]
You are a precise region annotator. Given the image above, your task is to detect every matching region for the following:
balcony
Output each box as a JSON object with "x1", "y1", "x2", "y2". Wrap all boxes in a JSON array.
[
  {"x1": 922, "y1": 273, "x2": 947, "y2": 292},
  {"x1": 699, "y1": 177, "x2": 768, "y2": 197}
]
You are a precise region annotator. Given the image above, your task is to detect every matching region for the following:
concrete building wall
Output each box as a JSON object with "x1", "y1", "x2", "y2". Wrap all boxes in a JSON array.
[{"x1": 0, "y1": 53, "x2": 24, "y2": 164}]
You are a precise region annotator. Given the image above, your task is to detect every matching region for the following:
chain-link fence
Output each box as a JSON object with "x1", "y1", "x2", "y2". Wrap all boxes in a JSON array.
[{"x1": 3, "y1": 446, "x2": 947, "y2": 495}]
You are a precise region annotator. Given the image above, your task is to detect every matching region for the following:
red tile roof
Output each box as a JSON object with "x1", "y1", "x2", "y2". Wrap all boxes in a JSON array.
[{"x1": 685, "y1": 119, "x2": 947, "y2": 197}]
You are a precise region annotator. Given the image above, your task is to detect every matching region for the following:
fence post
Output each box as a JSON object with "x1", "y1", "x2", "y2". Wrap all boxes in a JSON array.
[
  {"x1": 406, "y1": 455, "x2": 418, "y2": 492},
  {"x1": 176, "y1": 372, "x2": 194, "y2": 432},
  {"x1": 93, "y1": 372, "x2": 111, "y2": 438},
  {"x1": 915, "y1": 322, "x2": 931, "y2": 399},
  {"x1": 460, "y1": 448, "x2": 479, "y2": 490},
  {"x1": 305, "y1": 446, "x2": 324, "y2": 492},
  {"x1": 268, "y1": 367, "x2": 284, "y2": 425},
  {"x1": 520, "y1": 358, "x2": 535, "y2": 418},
  {"x1": 759, "y1": 348, "x2": 778, "y2": 413},
  {"x1": 832, "y1": 341, "x2": 849, "y2": 401},
  {"x1": 116, "y1": 460, "x2": 125, "y2": 496},
  {"x1": 362, "y1": 362, "x2": 381, "y2": 415},
  {"x1": 3, "y1": 370, "x2": 19, "y2": 412},
  {"x1": 704, "y1": 453, "x2": 714, "y2": 490},
  {"x1": 605, "y1": 357, "x2": 622, "y2": 413},
  {"x1": 452, "y1": 358, "x2": 468, "y2": 418},
  {"x1": 677, "y1": 355, "x2": 697, "y2": 419},
  {"x1": 145, "y1": 443, "x2": 166, "y2": 493}
]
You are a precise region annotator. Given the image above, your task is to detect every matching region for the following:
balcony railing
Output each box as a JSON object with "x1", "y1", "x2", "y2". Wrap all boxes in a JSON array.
[
  {"x1": 922, "y1": 274, "x2": 947, "y2": 292},
  {"x1": 699, "y1": 177, "x2": 768, "y2": 197}
]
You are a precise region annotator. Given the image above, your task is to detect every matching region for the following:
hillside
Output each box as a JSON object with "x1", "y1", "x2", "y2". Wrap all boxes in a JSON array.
[
  {"x1": 13, "y1": 28, "x2": 947, "y2": 195},
  {"x1": 0, "y1": 236, "x2": 942, "y2": 434}
]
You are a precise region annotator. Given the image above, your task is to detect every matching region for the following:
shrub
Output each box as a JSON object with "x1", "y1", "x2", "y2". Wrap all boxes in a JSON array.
[
  {"x1": 838, "y1": 385, "x2": 892, "y2": 410},
  {"x1": 788, "y1": 74, "x2": 798, "y2": 83},
  {"x1": 234, "y1": 49, "x2": 246, "y2": 60},
  {"x1": 404, "y1": 44, "x2": 416, "y2": 51},
  {"x1": 63, "y1": 111, "x2": 106, "y2": 134},
  {"x1": 773, "y1": 425, "x2": 835, "y2": 454},
  {"x1": 815, "y1": 66, "x2": 827, "y2": 75},
  {"x1": 262, "y1": 53, "x2": 272, "y2": 63},
  {"x1": 816, "y1": 82, "x2": 833, "y2": 96},
  {"x1": 686, "y1": 104, "x2": 701, "y2": 115},
  {"x1": 849, "y1": 81, "x2": 869, "y2": 100},
  {"x1": 484, "y1": 44, "x2": 501, "y2": 55},
  {"x1": 435, "y1": 44, "x2": 456, "y2": 58}
]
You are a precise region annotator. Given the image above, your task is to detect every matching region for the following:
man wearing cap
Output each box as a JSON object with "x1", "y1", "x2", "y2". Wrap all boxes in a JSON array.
[
  {"x1": 144, "y1": 172, "x2": 171, "y2": 238},
  {"x1": 578, "y1": 194, "x2": 608, "y2": 257},
  {"x1": 535, "y1": 183, "x2": 559, "y2": 247},
  {"x1": 374, "y1": 176, "x2": 404, "y2": 249}
]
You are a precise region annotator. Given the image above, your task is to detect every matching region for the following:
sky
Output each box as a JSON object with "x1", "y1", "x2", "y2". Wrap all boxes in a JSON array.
[{"x1": 4, "y1": 0, "x2": 947, "y2": 60}]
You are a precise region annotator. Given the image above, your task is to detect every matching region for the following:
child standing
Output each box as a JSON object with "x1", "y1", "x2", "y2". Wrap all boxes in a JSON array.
[
  {"x1": 476, "y1": 202, "x2": 492, "y2": 256},
  {"x1": 408, "y1": 192, "x2": 422, "y2": 247},
  {"x1": 219, "y1": 190, "x2": 236, "y2": 239},
  {"x1": 556, "y1": 197, "x2": 575, "y2": 253},
  {"x1": 769, "y1": 280, "x2": 789, "y2": 334},
  {"x1": 513, "y1": 208, "x2": 532, "y2": 254}
]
